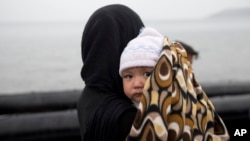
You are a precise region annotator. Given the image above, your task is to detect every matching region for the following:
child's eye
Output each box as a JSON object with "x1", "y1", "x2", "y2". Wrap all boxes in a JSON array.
[
  {"x1": 144, "y1": 72, "x2": 151, "y2": 77},
  {"x1": 123, "y1": 75, "x2": 132, "y2": 79}
]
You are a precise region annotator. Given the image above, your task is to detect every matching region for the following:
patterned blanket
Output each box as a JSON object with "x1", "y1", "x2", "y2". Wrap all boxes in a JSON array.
[{"x1": 127, "y1": 38, "x2": 230, "y2": 141}]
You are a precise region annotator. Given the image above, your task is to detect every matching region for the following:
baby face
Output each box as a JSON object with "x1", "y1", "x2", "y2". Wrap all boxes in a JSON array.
[{"x1": 121, "y1": 67, "x2": 153, "y2": 104}]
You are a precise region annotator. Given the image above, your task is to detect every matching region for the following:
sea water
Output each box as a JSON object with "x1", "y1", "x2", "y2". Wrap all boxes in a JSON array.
[{"x1": 0, "y1": 19, "x2": 250, "y2": 94}]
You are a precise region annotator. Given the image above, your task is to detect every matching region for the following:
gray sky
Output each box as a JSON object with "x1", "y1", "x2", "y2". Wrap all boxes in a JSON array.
[{"x1": 0, "y1": 0, "x2": 250, "y2": 22}]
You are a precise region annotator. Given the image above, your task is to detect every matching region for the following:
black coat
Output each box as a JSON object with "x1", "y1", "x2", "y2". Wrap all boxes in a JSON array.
[{"x1": 77, "y1": 4, "x2": 144, "y2": 141}]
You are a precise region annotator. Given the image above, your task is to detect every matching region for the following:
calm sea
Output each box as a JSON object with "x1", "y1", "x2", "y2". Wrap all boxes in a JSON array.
[{"x1": 1, "y1": 19, "x2": 250, "y2": 95}]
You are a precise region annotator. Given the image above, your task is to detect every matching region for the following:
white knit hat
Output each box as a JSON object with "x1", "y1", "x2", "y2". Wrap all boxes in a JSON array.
[{"x1": 119, "y1": 27, "x2": 164, "y2": 76}]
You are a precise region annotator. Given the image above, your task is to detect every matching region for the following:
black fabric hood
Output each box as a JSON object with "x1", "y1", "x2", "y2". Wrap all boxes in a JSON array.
[{"x1": 80, "y1": 4, "x2": 144, "y2": 97}]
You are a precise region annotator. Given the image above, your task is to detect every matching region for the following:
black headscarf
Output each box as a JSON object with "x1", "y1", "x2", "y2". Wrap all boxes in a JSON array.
[
  {"x1": 81, "y1": 4, "x2": 144, "y2": 98},
  {"x1": 78, "y1": 4, "x2": 144, "y2": 141}
]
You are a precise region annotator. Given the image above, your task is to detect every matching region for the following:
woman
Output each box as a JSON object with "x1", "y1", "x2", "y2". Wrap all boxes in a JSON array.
[{"x1": 77, "y1": 4, "x2": 144, "y2": 141}]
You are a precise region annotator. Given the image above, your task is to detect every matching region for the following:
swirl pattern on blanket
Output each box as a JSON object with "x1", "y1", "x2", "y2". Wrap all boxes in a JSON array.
[{"x1": 127, "y1": 38, "x2": 230, "y2": 141}]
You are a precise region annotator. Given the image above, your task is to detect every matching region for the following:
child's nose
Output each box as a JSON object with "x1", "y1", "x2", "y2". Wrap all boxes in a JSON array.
[{"x1": 134, "y1": 77, "x2": 145, "y2": 88}]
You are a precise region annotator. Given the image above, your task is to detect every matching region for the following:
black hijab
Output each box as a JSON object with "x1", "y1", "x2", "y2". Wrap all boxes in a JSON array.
[
  {"x1": 78, "y1": 4, "x2": 144, "y2": 141},
  {"x1": 81, "y1": 4, "x2": 144, "y2": 98}
]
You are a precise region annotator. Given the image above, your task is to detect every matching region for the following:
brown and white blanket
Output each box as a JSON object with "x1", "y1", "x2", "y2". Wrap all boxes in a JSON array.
[{"x1": 127, "y1": 38, "x2": 230, "y2": 141}]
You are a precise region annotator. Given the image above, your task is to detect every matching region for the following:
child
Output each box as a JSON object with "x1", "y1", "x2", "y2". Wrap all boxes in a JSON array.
[{"x1": 119, "y1": 27, "x2": 164, "y2": 106}]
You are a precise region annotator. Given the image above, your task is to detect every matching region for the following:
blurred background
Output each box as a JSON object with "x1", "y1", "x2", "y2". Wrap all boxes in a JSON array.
[
  {"x1": 0, "y1": 0, "x2": 250, "y2": 94},
  {"x1": 0, "y1": 0, "x2": 250, "y2": 140}
]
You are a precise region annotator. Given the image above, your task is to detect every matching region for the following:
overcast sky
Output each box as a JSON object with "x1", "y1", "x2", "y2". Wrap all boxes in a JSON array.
[{"x1": 0, "y1": 0, "x2": 250, "y2": 22}]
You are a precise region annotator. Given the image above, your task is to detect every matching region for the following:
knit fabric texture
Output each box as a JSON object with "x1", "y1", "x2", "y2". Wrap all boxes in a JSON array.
[{"x1": 119, "y1": 27, "x2": 164, "y2": 76}]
